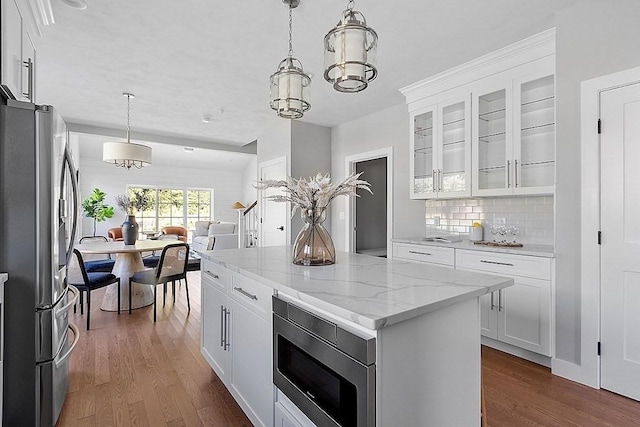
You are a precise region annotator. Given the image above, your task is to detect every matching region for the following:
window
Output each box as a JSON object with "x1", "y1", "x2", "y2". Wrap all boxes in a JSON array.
[{"x1": 127, "y1": 187, "x2": 213, "y2": 235}]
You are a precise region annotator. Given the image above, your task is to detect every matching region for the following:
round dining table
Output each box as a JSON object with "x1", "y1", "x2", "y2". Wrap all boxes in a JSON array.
[{"x1": 74, "y1": 239, "x2": 179, "y2": 312}]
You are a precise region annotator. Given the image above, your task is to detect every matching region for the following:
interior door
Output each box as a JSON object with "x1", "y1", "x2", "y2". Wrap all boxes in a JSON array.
[
  {"x1": 259, "y1": 157, "x2": 287, "y2": 247},
  {"x1": 600, "y1": 82, "x2": 640, "y2": 400}
]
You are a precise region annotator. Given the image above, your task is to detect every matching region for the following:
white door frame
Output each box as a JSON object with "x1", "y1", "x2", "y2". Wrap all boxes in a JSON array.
[
  {"x1": 344, "y1": 147, "x2": 394, "y2": 256},
  {"x1": 561, "y1": 65, "x2": 640, "y2": 388},
  {"x1": 258, "y1": 156, "x2": 289, "y2": 247}
]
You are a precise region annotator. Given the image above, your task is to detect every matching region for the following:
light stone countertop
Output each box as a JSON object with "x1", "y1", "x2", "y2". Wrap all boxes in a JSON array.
[
  {"x1": 393, "y1": 237, "x2": 555, "y2": 258},
  {"x1": 0, "y1": 273, "x2": 7, "y2": 283},
  {"x1": 201, "y1": 246, "x2": 513, "y2": 330}
]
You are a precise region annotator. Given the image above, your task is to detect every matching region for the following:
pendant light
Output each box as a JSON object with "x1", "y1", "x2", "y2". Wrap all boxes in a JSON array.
[
  {"x1": 324, "y1": 0, "x2": 378, "y2": 93},
  {"x1": 269, "y1": 0, "x2": 311, "y2": 119},
  {"x1": 103, "y1": 93, "x2": 152, "y2": 169}
]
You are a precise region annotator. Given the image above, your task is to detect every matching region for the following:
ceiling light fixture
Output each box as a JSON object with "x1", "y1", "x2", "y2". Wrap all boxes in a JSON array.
[
  {"x1": 324, "y1": 0, "x2": 378, "y2": 93},
  {"x1": 61, "y1": 0, "x2": 87, "y2": 10},
  {"x1": 269, "y1": 0, "x2": 311, "y2": 119},
  {"x1": 103, "y1": 93, "x2": 152, "y2": 169}
]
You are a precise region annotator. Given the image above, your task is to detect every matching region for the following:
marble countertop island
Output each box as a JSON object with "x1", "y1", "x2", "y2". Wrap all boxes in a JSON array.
[{"x1": 201, "y1": 245, "x2": 512, "y2": 330}]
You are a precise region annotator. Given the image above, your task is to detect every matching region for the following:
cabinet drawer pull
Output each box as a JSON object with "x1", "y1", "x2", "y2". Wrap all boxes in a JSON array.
[
  {"x1": 480, "y1": 260, "x2": 514, "y2": 267},
  {"x1": 220, "y1": 306, "x2": 225, "y2": 348},
  {"x1": 234, "y1": 287, "x2": 258, "y2": 300},
  {"x1": 498, "y1": 289, "x2": 503, "y2": 312},
  {"x1": 409, "y1": 250, "x2": 431, "y2": 256},
  {"x1": 204, "y1": 271, "x2": 220, "y2": 280},
  {"x1": 490, "y1": 291, "x2": 495, "y2": 310}
]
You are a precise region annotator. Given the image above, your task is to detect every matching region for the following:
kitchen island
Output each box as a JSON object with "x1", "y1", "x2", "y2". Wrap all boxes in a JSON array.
[{"x1": 199, "y1": 246, "x2": 513, "y2": 427}]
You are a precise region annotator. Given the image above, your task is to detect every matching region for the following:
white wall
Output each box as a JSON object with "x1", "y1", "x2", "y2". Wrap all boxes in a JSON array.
[
  {"x1": 78, "y1": 157, "x2": 246, "y2": 238},
  {"x1": 330, "y1": 103, "x2": 426, "y2": 249},
  {"x1": 554, "y1": 0, "x2": 640, "y2": 365},
  {"x1": 242, "y1": 156, "x2": 258, "y2": 206}
]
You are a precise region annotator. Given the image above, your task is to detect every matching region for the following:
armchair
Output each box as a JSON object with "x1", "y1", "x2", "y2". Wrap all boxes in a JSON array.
[
  {"x1": 161, "y1": 226, "x2": 188, "y2": 242},
  {"x1": 191, "y1": 221, "x2": 237, "y2": 252},
  {"x1": 107, "y1": 227, "x2": 123, "y2": 241}
]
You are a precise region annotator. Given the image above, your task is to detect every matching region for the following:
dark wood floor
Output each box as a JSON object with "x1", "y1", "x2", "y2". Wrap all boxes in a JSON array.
[{"x1": 58, "y1": 271, "x2": 640, "y2": 426}]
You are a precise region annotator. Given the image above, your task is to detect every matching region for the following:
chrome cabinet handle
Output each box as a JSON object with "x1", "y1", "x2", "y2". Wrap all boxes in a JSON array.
[
  {"x1": 234, "y1": 287, "x2": 258, "y2": 300},
  {"x1": 220, "y1": 306, "x2": 225, "y2": 348},
  {"x1": 507, "y1": 160, "x2": 511, "y2": 188},
  {"x1": 498, "y1": 290, "x2": 503, "y2": 312},
  {"x1": 409, "y1": 250, "x2": 431, "y2": 256},
  {"x1": 514, "y1": 159, "x2": 519, "y2": 188},
  {"x1": 224, "y1": 309, "x2": 231, "y2": 350},
  {"x1": 205, "y1": 271, "x2": 219, "y2": 280},
  {"x1": 490, "y1": 291, "x2": 495, "y2": 310},
  {"x1": 439, "y1": 169, "x2": 443, "y2": 192},
  {"x1": 480, "y1": 260, "x2": 514, "y2": 267},
  {"x1": 432, "y1": 170, "x2": 436, "y2": 192},
  {"x1": 23, "y1": 58, "x2": 33, "y2": 101}
]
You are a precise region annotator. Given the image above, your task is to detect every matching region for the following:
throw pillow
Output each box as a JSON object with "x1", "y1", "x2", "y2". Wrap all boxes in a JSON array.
[{"x1": 194, "y1": 221, "x2": 211, "y2": 237}]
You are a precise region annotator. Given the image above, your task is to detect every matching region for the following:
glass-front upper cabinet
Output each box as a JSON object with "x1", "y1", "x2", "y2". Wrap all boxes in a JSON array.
[
  {"x1": 473, "y1": 56, "x2": 555, "y2": 196},
  {"x1": 410, "y1": 96, "x2": 471, "y2": 199}
]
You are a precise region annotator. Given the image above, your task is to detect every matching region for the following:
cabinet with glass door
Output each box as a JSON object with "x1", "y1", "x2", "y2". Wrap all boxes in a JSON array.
[
  {"x1": 473, "y1": 56, "x2": 555, "y2": 196},
  {"x1": 410, "y1": 95, "x2": 471, "y2": 199}
]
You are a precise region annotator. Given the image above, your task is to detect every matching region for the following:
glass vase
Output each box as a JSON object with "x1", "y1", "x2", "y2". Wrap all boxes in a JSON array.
[{"x1": 292, "y1": 207, "x2": 335, "y2": 266}]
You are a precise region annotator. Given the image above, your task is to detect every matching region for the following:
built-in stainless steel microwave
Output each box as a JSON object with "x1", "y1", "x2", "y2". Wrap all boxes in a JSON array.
[{"x1": 272, "y1": 295, "x2": 376, "y2": 427}]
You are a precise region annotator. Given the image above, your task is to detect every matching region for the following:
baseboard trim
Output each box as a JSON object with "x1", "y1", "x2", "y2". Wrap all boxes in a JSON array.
[
  {"x1": 551, "y1": 358, "x2": 599, "y2": 389},
  {"x1": 481, "y1": 337, "x2": 551, "y2": 367}
]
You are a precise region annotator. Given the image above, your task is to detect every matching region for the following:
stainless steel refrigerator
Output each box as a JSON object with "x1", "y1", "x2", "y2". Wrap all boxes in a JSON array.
[{"x1": 0, "y1": 93, "x2": 81, "y2": 426}]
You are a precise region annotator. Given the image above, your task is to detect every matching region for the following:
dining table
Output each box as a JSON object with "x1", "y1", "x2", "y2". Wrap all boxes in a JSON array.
[{"x1": 74, "y1": 239, "x2": 179, "y2": 311}]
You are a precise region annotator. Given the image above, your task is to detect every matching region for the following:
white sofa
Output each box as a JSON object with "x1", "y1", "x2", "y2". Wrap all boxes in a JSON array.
[{"x1": 191, "y1": 221, "x2": 238, "y2": 253}]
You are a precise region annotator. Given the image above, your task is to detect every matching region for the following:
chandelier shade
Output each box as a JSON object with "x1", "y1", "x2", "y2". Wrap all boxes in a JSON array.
[
  {"x1": 103, "y1": 93, "x2": 152, "y2": 169},
  {"x1": 324, "y1": 1, "x2": 378, "y2": 93},
  {"x1": 269, "y1": 0, "x2": 311, "y2": 119},
  {"x1": 103, "y1": 142, "x2": 152, "y2": 169}
]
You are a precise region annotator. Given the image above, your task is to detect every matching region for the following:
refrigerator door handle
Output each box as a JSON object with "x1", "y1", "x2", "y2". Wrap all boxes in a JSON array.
[
  {"x1": 61, "y1": 146, "x2": 79, "y2": 264},
  {"x1": 54, "y1": 285, "x2": 79, "y2": 318},
  {"x1": 55, "y1": 322, "x2": 79, "y2": 368}
]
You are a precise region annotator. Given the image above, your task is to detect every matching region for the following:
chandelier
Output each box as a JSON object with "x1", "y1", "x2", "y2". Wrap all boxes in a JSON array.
[
  {"x1": 103, "y1": 93, "x2": 152, "y2": 169},
  {"x1": 323, "y1": 0, "x2": 378, "y2": 93},
  {"x1": 269, "y1": 0, "x2": 311, "y2": 119}
]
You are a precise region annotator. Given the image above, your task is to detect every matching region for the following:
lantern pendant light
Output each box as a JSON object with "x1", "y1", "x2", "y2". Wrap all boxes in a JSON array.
[
  {"x1": 102, "y1": 93, "x2": 152, "y2": 169},
  {"x1": 324, "y1": 0, "x2": 378, "y2": 93},
  {"x1": 269, "y1": 0, "x2": 311, "y2": 119}
]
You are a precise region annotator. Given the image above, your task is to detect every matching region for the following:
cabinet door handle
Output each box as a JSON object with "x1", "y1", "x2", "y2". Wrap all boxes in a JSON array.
[
  {"x1": 409, "y1": 250, "x2": 431, "y2": 256},
  {"x1": 498, "y1": 289, "x2": 503, "y2": 312},
  {"x1": 432, "y1": 170, "x2": 437, "y2": 192},
  {"x1": 439, "y1": 169, "x2": 443, "y2": 192},
  {"x1": 224, "y1": 308, "x2": 231, "y2": 350},
  {"x1": 23, "y1": 58, "x2": 33, "y2": 102},
  {"x1": 480, "y1": 260, "x2": 514, "y2": 267},
  {"x1": 490, "y1": 291, "x2": 495, "y2": 310},
  {"x1": 220, "y1": 306, "x2": 225, "y2": 348},
  {"x1": 234, "y1": 287, "x2": 258, "y2": 300},
  {"x1": 514, "y1": 159, "x2": 519, "y2": 188},
  {"x1": 205, "y1": 271, "x2": 220, "y2": 280},
  {"x1": 507, "y1": 160, "x2": 511, "y2": 188}
]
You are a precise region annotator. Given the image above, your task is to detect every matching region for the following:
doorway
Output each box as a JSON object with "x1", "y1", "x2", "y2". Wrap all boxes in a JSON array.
[
  {"x1": 579, "y1": 66, "x2": 640, "y2": 397},
  {"x1": 345, "y1": 148, "x2": 393, "y2": 257},
  {"x1": 258, "y1": 157, "x2": 288, "y2": 247}
]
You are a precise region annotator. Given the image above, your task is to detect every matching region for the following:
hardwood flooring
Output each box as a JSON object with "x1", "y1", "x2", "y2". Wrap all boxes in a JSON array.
[{"x1": 58, "y1": 271, "x2": 640, "y2": 426}]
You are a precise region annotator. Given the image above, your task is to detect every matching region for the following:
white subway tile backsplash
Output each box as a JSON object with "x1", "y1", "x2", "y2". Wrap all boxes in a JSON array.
[{"x1": 424, "y1": 196, "x2": 554, "y2": 245}]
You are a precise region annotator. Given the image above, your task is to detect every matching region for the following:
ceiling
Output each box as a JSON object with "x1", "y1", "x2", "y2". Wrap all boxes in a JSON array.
[{"x1": 36, "y1": 0, "x2": 577, "y2": 149}]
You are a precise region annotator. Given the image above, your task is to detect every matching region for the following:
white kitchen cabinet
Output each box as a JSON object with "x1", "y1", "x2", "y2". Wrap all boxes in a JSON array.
[
  {"x1": 0, "y1": 0, "x2": 37, "y2": 102},
  {"x1": 472, "y1": 56, "x2": 555, "y2": 196},
  {"x1": 274, "y1": 402, "x2": 304, "y2": 427},
  {"x1": 456, "y1": 249, "x2": 553, "y2": 356},
  {"x1": 410, "y1": 94, "x2": 471, "y2": 199},
  {"x1": 200, "y1": 258, "x2": 273, "y2": 427}
]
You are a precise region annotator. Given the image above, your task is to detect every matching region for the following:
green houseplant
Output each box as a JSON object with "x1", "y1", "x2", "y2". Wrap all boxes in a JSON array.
[{"x1": 81, "y1": 188, "x2": 115, "y2": 237}]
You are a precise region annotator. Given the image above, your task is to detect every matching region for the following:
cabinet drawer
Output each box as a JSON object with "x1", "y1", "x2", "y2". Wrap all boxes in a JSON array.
[
  {"x1": 393, "y1": 243, "x2": 455, "y2": 267},
  {"x1": 201, "y1": 258, "x2": 227, "y2": 291},
  {"x1": 456, "y1": 250, "x2": 550, "y2": 280},
  {"x1": 229, "y1": 272, "x2": 272, "y2": 322}
]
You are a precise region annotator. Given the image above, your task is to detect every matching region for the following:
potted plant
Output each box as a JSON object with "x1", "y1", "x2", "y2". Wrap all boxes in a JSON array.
[
  {"x1": 115, "y1": 189, "x2": 154, "y2": 245},
  {"x1": 81, "y1": 188, "x2": 115, "y2": 237}
]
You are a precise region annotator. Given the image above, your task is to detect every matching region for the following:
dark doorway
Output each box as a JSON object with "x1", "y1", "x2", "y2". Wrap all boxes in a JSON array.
[{"x1": 355, "y1": 157, "x2": 387, "y2": 257}]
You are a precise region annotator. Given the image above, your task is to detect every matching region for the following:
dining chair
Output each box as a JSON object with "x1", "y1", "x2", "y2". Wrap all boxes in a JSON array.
[
  {"x1": 69, "y1": 249, "x2": 121, "y2": 330},
  {"x1": 79, "y1": 236, "x2": 115, "y2": 272},
  {"x1": 142, "y1": 234, "x2": 179, "y2": 268},
  {"x1": 129, "y1": 242, "x2": 190, "y2": 321}
]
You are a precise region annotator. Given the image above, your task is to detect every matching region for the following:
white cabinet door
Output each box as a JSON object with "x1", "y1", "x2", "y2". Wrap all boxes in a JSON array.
[
  {"x1": 228, "y1": 298, "x2": 273, "y2": 427},
  {"x1": 274, "y1": 402, "x2": 305, "y2": 427},
  {"x1": 497, "y1": 277, "x2": 551, "y2": 356},
  {"x1": 479, "y1": 292, "x2": 498, "y2": 339},
  {"x1": 1, "y1": 0, "x2": 23, "y2": 99},
  {"x1": 200, "y1": 279, "x2": 230, "y2": 379},
  {"x1": 410, "y1": 96, "x2": 471, "y2": 199}
]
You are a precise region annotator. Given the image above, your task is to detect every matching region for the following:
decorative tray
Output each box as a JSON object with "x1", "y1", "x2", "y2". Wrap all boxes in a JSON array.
[{"x1": 473, "y1": 241, "x2": 523, "y2": 248}]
